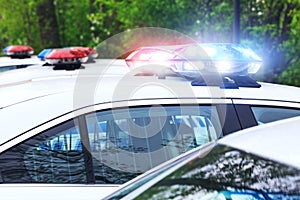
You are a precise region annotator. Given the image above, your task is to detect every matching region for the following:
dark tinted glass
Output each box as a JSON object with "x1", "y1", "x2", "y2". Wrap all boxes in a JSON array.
[
  {"x1": 0, "y1": 120, "x2": 86, "y2": 183},
  {"x1": 251, "y1": 106, "x2": 300, "y2": 125},
  {"x1": 136, "y1": 145, "x2": 300, "y2": 199},
  {"x1": 85, "y1": 105, "x2": 223, "y2": 184},
  {"x1": 0, "y1": 105, "x2": 224, "y2": 185}
]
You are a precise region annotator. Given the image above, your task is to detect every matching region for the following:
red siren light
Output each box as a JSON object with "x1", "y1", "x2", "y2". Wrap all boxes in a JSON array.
[
  {"x1": 45, "y1": 48, "x2": 88, "y2": 70},
  {"x1": 3, "y1": 45, "x2": 34, "y2": 58},
  {"x1": 67, "y1": 46, "x2": 98, "y2": 61}
]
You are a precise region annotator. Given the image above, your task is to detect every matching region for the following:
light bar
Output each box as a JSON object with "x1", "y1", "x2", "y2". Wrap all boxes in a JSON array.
[
  {"x1": 45, "y1": 49, "x2": 88, "y2": 69},
  {"x1": 64, "y1": 46, "x2": 98, "y2": 61},
  {"x1": 3, "y1": 45, "x2": 34, "y2": 58},
  {"x1": 125, "y1": 43, "x2": 262, "y2": 75}
]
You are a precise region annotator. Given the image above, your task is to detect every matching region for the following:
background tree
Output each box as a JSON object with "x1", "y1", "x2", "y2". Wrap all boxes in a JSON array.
[
  {"x1": 36, "y1": 0, "x2": 60, "y2": 48},
  {"x1": 54, "y1": 0, "x2": 92, "y2": 47},
  {"x1": 241, "y1": 0, "x2": 300, "y2": 84},
  {"x1": 0, "y1": 0, "x2": 299, "y2": 86},
  {"x1": 0, "y1": 0, "x2": 41, "y2": 49}
]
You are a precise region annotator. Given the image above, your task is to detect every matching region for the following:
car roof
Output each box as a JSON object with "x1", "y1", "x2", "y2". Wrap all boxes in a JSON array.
[
  {"x1": 0, "y1": 59, "x2": 130, "y2": 107},
  {"x1": 0, "y1": 59, "x2": 300, "y2": 108},
  {"x1": 0, "y1": 59, "x2": 128, "y2": 84},
  {"x1": 0, "y1": 56, "x2": 44, "y2": 67},
  {"x1": 1, "y1": 73, "x2": 300, "y2": 109},
  {"x1": 219, "y1": 116, "x2": 300, "y2": 169},
  {"x1": 1, "y1": 59, "x2": 300, "y2": 145}
]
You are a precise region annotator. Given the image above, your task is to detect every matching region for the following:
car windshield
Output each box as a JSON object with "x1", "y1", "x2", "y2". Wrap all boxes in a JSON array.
[{"x1": 113, "y1": 144, "x2": 300, "y2": 200}]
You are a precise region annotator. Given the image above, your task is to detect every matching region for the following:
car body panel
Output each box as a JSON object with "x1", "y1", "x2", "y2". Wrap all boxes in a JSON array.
[
  {"x1": 1, "y1": 184, "x2": 120, "y2": 200},
  {"x1": 0, "y1": 56, "x2": 44, "y2": 72}
]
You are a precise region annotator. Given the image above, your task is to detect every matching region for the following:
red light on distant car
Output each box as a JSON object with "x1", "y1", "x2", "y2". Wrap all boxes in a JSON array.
[
  {"x1": 45, "y1": 49, "x2": 88, "y2": 70},
  {"x1": 3, "y1": 45, "x2": 34, "y2": 58}
]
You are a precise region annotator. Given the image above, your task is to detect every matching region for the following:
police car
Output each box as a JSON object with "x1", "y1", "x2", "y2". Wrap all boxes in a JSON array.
[
  {"x1": 0, "y1": 45, "x2": 44, "y2": 72},
  {"x1": 103, "y1": 116, "x2": 300, "y2": 200},
  {"x1": 0, "y1": 44, "x2": 300, "y2": 200}
]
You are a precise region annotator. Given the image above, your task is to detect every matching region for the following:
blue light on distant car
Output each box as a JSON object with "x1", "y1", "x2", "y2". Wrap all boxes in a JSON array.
[
  {"x1": 200, "y1": 43, "x2": 262, "y2": 74},
  {"x1": 37, "y1": 48, "x2": 53, "y2": 61},
  {"x1": 125, "y1": 43, "x2": 262, "y2": 75}
]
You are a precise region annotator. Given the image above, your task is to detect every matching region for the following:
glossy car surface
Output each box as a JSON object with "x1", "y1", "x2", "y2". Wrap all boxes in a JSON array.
[{"x1": 0, "y1": 55, "x2": 44, "y2": 72}]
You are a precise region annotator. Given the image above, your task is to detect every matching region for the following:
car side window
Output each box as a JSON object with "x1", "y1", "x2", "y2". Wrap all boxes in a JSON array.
[
  {"x1": 85, "y1": 105, "x2": 223, "y2": 184},
  {"x1": 0, "y1": 119, "x2": 86, "y2": 183},
  {"x1": 251, "y1": 106, "x2": 300, "y2": 125}
]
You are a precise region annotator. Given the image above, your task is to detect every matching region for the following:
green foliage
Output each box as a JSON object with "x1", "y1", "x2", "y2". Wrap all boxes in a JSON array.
[
  {"x1": 87, "y1": 0, "x2": 123, "y2": 45},
  {"x1": 278, "y1": 64, "x2": 300, "y2": 86},
  {"x1": 240, "y1": 0, "x2": 300, "y2": 84},
  {"x1": 0, "y1": 0, "x2": 41, "y2": 52},
  {"x1": 54, "y1": 0, "x2": 92, "y2": 47}
]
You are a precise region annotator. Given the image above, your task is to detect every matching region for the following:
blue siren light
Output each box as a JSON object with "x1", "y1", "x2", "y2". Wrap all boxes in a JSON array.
[
  {"x1": 125, "y1": 43, "x2": 263, "y2": 75},
  {"x1": 37, "y1": 48, "x2": 53, "y2": 61}
]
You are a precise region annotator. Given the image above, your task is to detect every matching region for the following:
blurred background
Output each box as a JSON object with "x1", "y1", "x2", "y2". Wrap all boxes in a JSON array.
[{"x1": 0, "y1": 0, "x2": 299, "y2": 85}]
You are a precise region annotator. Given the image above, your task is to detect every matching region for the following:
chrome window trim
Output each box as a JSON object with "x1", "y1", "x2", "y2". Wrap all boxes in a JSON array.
[{"x1": 0, "y1": 98, "x2": 232, "y2": 153}]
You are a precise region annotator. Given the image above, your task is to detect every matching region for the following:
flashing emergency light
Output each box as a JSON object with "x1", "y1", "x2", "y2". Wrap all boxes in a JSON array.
[
  {"x1": 37, "y1": 48, "x2": 53, "y2": 61},
  {"x1": 3, "y1": 45, "x2": 34, "y2": 58},
  {"x1": 125, "y1": 43, "x2": 262, "y2": 76},
  {"x1": 72, "y1": 47, "x2": 98, "y2": 58},
  {"x1": 64, "y1": 46, "x2": 98, "y2": 61},
  {"x1": 45, "y1": 49, "x2": 88, "y2": 70}
]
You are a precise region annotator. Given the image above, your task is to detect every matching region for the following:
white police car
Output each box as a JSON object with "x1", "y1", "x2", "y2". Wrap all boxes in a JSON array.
[
  {"x1": 103, "y1": 116, "x2": 300, "y2": 200},
  {"x1": 0, "y1": 44, "x2": 300, "y2": 200},
  {"x1": 0, "y1": 45, "x2": 44, "y2": 72}
]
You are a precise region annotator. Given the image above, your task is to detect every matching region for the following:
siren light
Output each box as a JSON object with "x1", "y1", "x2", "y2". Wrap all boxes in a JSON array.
[
  {"x1": 125, "y1": 43, "x2": 262, "y2": 76},
  {"x1": 45, "y1": 48, "x2": 88, "y2": 70},
  {"x1": 64, "y1": 46, "x2": 98, "y2": 62},
  {"x1": 3, "y1": 45, "x2": 34, "y2": 58},
  {"x1": 37, "y1": 49, "x2": 53, "y2": 61}
]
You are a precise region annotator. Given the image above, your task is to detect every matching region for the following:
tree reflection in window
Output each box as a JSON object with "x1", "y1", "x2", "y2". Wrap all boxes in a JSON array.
[{"x1": 136, "y1": 145, "x2": 300, "y2": 200}]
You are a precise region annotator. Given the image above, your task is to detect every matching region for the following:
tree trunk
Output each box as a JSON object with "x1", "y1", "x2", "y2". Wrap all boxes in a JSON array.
[{"x1": 36, "y1": 0, "x2": 60, "y2": 47}]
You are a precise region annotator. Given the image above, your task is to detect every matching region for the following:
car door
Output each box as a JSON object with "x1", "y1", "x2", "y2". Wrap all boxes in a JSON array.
[{"x1": 0, "y1": 99, "x2": 239, "y2": 199}]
